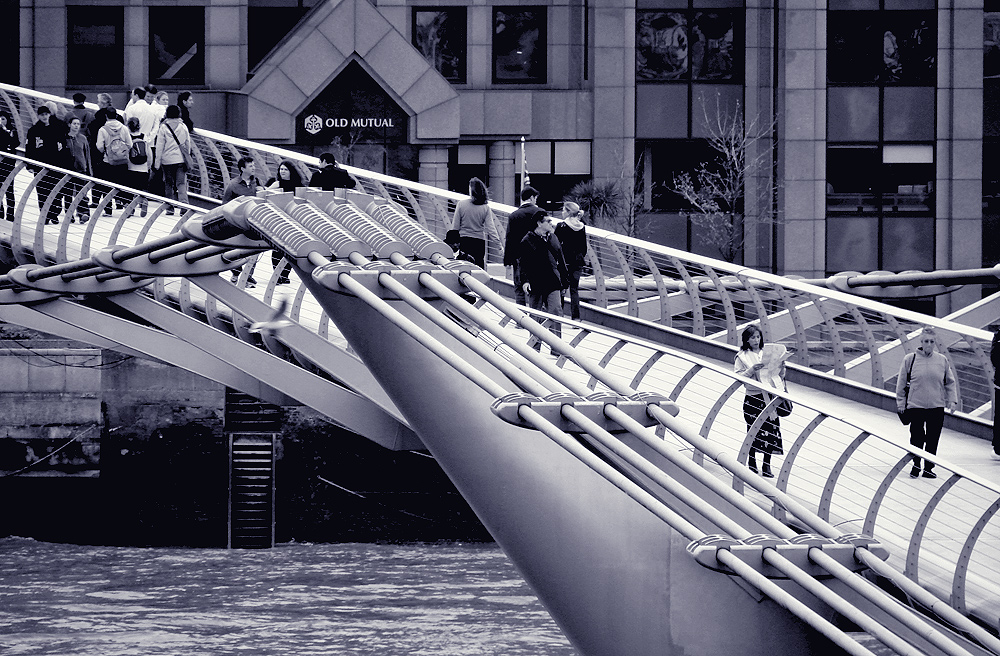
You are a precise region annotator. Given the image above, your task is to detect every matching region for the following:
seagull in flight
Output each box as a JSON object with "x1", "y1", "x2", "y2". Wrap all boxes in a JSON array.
[{"x1": 249, "y1": 296, "x2": 292, "y2": 337}]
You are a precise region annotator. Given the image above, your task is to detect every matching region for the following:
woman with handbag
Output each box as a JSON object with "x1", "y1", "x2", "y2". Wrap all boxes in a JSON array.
[
  {"x1": 152, "y1": 104, "x2": 191, "y2": 215},
  {"x1": 895, "y1": 327, "x2": 958, "y2": 479},
  {"x1": 450, "y1": 177, "x2": 503, "y2": 268},
  {"x1": 734, "y1": 325, "x2": 785, "y2": 478}
]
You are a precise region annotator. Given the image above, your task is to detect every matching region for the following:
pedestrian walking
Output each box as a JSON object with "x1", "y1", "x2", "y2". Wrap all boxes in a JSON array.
[
  {"x1": 518, "y1": 211, "x2": 568, "y2": 346},
  {"x1": 95, "y1": 109, "x2": 132, "y2": 214},
  {"x1": 0, "y1": 110, "x2": 18, "y2": 221},
  {"x1": 25, "y1": 105, "x2": 65, "y2": 224},
  {"x1": 266, "y1": 160, "x2": 303, "y2": 284},
  {"x1": 178, "y1": 91, "x2": 195, "y2": 133},
  {"x1": 895, "y1": 327, "x2": 958, "y2": 478},
  {"x1": 734, "y1": 325, "x2": 784, "y2": 478},
  {"x1": 223, "y1": 156, "x2": 264, "y2": 287},
  {"x1": 554, "y1": 201, "x2": 588, "y2": 320},
  {"x1": 125, "y1": 117, "x2": 149, "y2": 216},
  {"x1": 308, "y1": 152, "x2": 356, "y2": 191},
  {"x1": 991, "y1": 326, "x2": 1000, "y2": 457},
  {"x1": 504, "y1": 185, "x2": 544, "y2": 305},
  {"x1": 451, "y1": 177, "x2": 503, "y2": 269},
  {"x1": 124, "y1": 87, "x2": 159, "y2": 146},
  {"x1": 64, "y1": 116, "x2": 93, "y2": 223},
  {"x1": 153, "y1": 104, "x2": 192, "y2": 215}
]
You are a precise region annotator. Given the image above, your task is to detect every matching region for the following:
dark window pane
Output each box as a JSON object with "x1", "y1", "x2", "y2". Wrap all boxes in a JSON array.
[
  {"x1": 827, "y1": 216, "x2": 878, "y2": 272},
  {"x1": 149, "y1": 7, "x2": 205, "y2": 85},
  {"x1": 67, "y1": 6, "x2": 124, "y2": 86},
  {"x1": 885, "y1": 0, "x2": 934, "y2": 9},
  {"x1": 249, "y1": 7, "x2": 308, "y2": 72},
  {"x1": 986, "y1": 79, "x2": 1000, "y2": 137},
  {"x1": 414, "y1": 8, "x2": 467, "y2": 84},
  {"x1": 691, "y1": 11, "x2": 737, "y2": 81},
  {"x1": 883, "y1": 87, "x2": 934, "y2": 140},
  {"x1": 637, "y1": 85, "x2": 688, "y2": 138},
  {"x1": 493, "y1": 7, "x2": 546, "y2": 83},
  {"x1": 881, "y1": 217, "x2": 933, "y2": 271},
  {"x1": 829, "y1": 12, "x2": 880, "y2": 84},
  {"x1": 986, "y1": 13, "x2": 1000, "y2": 80},
  {"x1": 646, "y1": 139, "x2": 716, "y2": 211},
  {"x1": 829, "y1": 0, "x2": 877, "y2": 8},
  {"x1": 827, "y1": 146, "x2": 880, "y2": 214},
  {"x1": 636, "y1": 11, "x2": 689, "y2": 81},
  {"x1": 828, "y1": 87, "x2": 879, "y2": 142},
  {"x1": 881, "y1": 12, "x2": 935, "y2": 85}
]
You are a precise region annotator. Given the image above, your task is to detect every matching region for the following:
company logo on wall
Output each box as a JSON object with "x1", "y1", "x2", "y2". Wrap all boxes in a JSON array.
[
  {"x1": 296, "y1": 61, "x2": 408, "y2": 146},
  {"x1": 304, "y1": 115, "x2": 324, "y2": 135}
]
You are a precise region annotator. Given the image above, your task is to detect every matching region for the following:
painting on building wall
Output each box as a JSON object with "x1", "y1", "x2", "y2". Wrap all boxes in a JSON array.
[
  {"x1": 691, "y1": 12, "x2": 735, "y2": 81},
  {"x1": 986, "y1": 12, "x2": 1000, "y2": 79},
  {"x1": 637, "y1": 12, "x2": 688, "y2": 81},
  {"x1": 493, "y1": 8, "x2": 546, "y2": 83},
  {"x1": 414, "y1": 9, "x2": 467, "y2": 84},
  {"x1": 149, "y1": 7, "x2": 205, "y2": 86},
  {"x1": 67, "y1": 6, "x2": 124, "y2": 86},
  {"x1": 829, "y1": 11, "x2": 935, "y2": 85}
]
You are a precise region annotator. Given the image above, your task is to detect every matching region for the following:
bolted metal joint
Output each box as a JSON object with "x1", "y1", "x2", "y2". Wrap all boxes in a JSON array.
[{"x1": 689, "y1": 533, "x2": 884, "y2": 578}]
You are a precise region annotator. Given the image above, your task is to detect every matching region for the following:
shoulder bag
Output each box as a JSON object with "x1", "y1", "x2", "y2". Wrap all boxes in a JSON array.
[{"x1": 164, "y1": 123, "x2": 194, "y2": 171}]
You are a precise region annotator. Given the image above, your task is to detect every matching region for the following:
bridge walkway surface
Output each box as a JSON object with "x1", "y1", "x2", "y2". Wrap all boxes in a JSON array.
[{"x1": 0, "y1": 84, "x2": 999, "y2": 656}]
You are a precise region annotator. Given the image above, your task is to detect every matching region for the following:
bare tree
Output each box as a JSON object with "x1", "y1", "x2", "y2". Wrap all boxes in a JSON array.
[{"x1": 670, "y1": 96, "x2": 777, "y2": 263}]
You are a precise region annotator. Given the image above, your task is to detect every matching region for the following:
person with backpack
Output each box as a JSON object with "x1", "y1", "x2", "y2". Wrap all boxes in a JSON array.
[
  {"x1": 95, "y1": 108, "x2": 132, "y2": 215},
  {"x1": 126, "y1": 117, "x2": 149, "y2": 217}
]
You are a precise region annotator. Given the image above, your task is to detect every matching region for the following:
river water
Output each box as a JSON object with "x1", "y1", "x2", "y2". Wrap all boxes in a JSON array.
[{"x1": 0, "y1": 537, "x2": 578, "y2": 655}]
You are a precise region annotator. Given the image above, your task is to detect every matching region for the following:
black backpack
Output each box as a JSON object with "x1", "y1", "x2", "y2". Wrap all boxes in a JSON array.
[{"x1": 128, "y1": 137, "x2": 148, "y2": 165}]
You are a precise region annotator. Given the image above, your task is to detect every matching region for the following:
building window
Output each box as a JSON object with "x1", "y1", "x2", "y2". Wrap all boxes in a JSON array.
[
  {"x1": 518, "y1": 141, "x2": 591, "y2": 211},
  {"x1": 493, "y1": 7, "x2": 546, "y2": 84},
  {"x1": 636, "y1": 9, "x2": 738, "y2": 82},
  {"x1": 67, "y1": 6, "x2": 124, "y2": 86},
  {"x1": 149, "y1": 6, "x2": 205, "y2": 86},
  {"x1": 249, "y1": 7, "x2": 308, "y2": 72},
  {"x1": 826, "y1": 3, "x2": 936, "y2": 275},
  {"x1": 414, "y1": 8, "x2": 467, "y2": 84}
]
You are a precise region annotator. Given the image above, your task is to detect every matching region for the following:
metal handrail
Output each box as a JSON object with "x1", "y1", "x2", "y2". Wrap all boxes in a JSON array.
[
  {"x1": 1, "y1": 142, "x2": 999, "y2": 638},
  {"x1": 0, "y1": 82, "x2": 994, "y2": 424}
]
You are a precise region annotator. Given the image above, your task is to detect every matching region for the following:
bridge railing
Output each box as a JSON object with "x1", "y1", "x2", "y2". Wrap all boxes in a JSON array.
[
  {"x1": 0, "y1": 83, "x2": 994, "y2": 422},
  {"x1": 486, "y1": 302, "x2": 1000, "y2": 632}
]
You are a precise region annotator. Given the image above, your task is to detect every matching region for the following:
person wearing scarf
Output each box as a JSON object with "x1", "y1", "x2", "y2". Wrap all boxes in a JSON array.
[{"x1": 554, "y1": 201, "x2": 588, "y2": 320}]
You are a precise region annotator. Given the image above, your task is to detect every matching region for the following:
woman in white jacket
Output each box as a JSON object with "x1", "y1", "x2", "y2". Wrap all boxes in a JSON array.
[{"x1": 153, "y1": 104, "x2": 191, "y2": 214}]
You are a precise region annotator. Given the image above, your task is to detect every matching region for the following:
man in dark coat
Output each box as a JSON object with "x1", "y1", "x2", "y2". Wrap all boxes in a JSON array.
[
  {"x1": 504, "y1": 185, "x2": 544, "y2": 305},
  {"x1": 25, "y1": 105, "x2": 65, "y2": 224},
  {"x1": 309, "y1": 153, "x2": 356, "y2": 190},
  {"x1": 519, "y1": 211, "x2": 568, "y2": 347},
  {"x1": 992, "y1": 326, "x2": 1000, "y2": 456}
]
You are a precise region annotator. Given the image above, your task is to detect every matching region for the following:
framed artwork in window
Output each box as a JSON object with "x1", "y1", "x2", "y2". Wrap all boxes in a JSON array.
[
  {"x1": 493, "y1": 8, "x2": 546, "y2": 83},
  {"x1": 414, "y1": 8, "x2": 467, "y2": 84}
]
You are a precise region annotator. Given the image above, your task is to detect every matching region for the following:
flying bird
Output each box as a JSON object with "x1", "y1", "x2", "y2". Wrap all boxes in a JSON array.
[{"x1": 248, "y1": 296, "x2": 292, "y2": 337}]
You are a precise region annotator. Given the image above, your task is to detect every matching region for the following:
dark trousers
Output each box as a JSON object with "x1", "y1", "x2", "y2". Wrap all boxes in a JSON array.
[
  {"x1": 459, "y1": 236, "x2": 486, "y2": 269},
  {"x1": 1, "y1": 159, "x2": 15, "y2": 220},
  {"x1": 271, "y1": 251, "x2": 291, "y2": 283},
  {"x1": 36, "y1": 169, "x2": 62, "y2": 223},
  {"x1": 743, "y1": 393, "x2": 782, "y2": 474},
  {"x1": 565, "y1": 268, "x2": 582, "y2": 320},
  {"x1": 512, "y1": 262, "x2": 526, "y2": 305},
  {"x1": 908, "y1": 407, "x2": 944, "y2": 471}
]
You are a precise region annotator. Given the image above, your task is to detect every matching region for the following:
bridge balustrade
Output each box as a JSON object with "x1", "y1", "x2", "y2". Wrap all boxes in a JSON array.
[
  {"x1": 1, "y1": 80, "x2": 993, "y2": 423},
  {"x1": 487, "y1": 303, "x2": 1000, "y2": 631},
  {"x1": 1, "y1": 138, "x2": 1000, "y2": 636}
]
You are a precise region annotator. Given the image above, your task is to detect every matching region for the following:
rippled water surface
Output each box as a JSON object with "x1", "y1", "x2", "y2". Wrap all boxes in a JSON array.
[{"x1": 0, "y1": 537, "x2": 578, "y2": 655}]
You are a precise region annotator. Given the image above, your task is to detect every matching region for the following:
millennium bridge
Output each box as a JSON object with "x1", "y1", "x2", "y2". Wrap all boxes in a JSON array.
[{"x1": 1, "y1": 83, "x2": 999, "y2": 656}]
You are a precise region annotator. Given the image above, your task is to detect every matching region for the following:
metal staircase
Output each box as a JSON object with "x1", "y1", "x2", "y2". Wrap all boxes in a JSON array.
[{"x1": 225, "y1": 389, "x2": 281, "y2": 549}]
